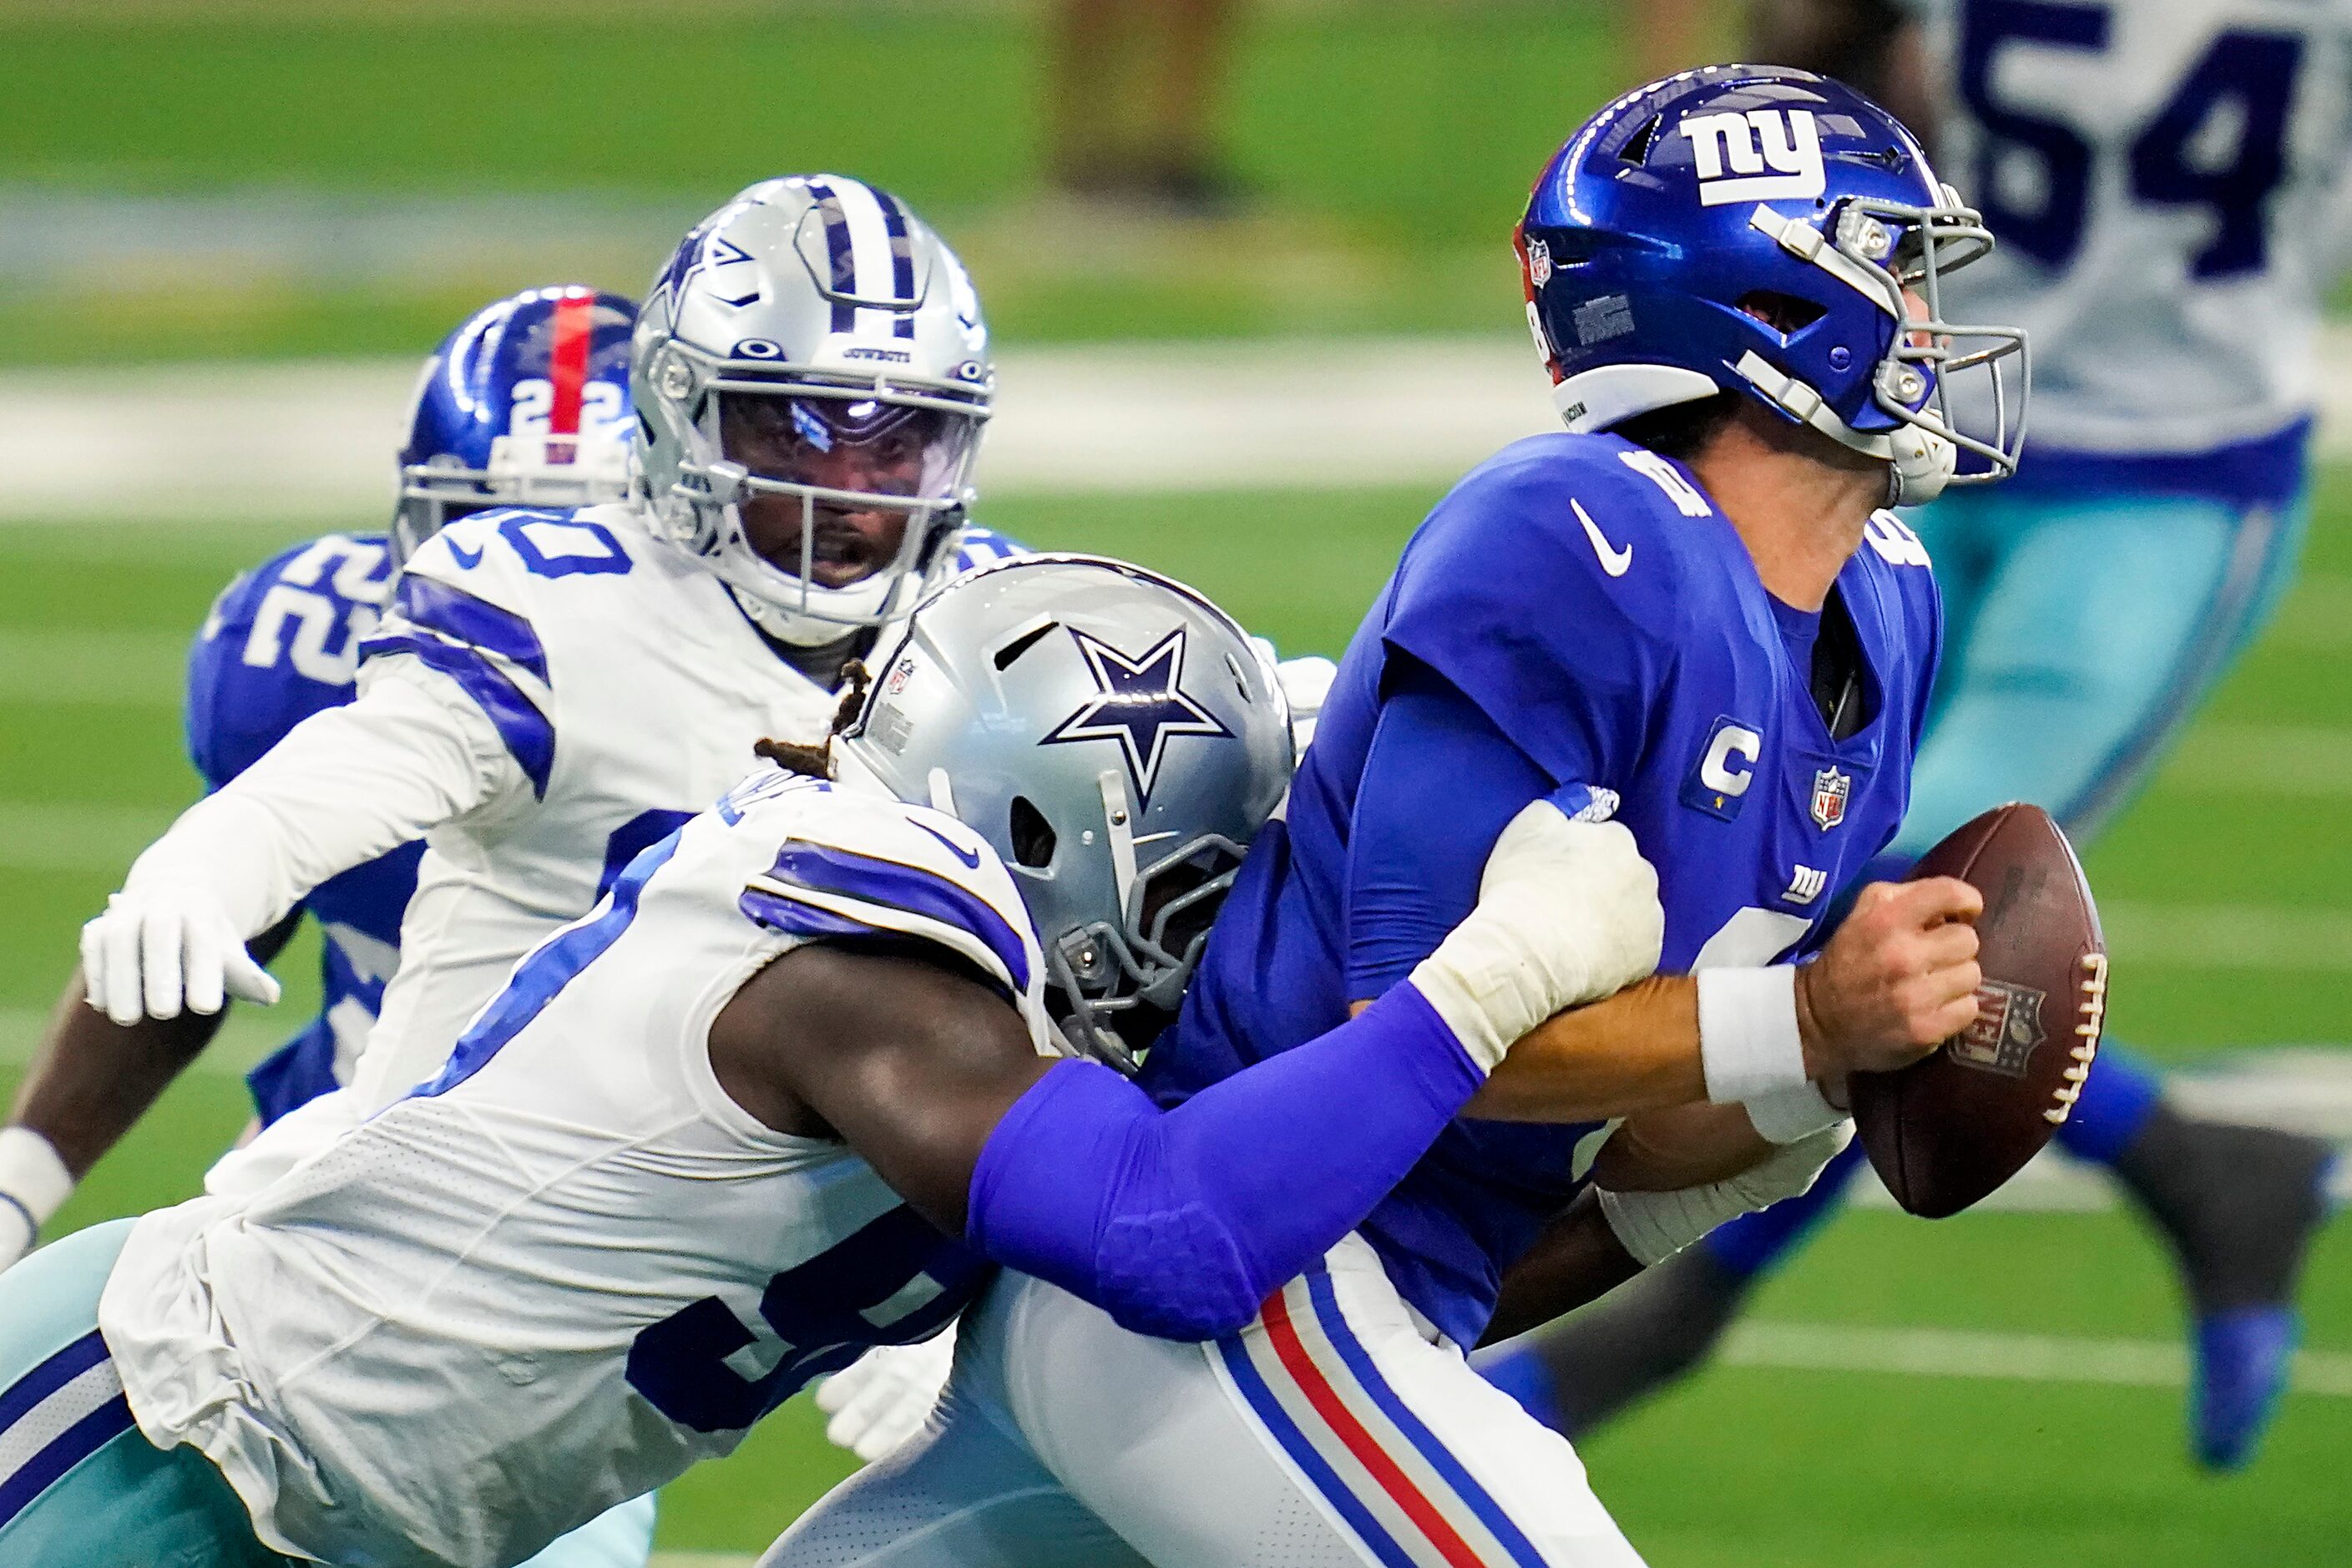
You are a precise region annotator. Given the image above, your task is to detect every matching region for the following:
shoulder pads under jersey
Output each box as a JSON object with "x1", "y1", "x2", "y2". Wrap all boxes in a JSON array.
[{"x1": 720, "y1": 768, "x2": 1048, "y2": 1023}]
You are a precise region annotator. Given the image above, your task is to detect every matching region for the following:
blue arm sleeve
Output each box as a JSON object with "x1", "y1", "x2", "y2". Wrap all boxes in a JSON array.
[
  {"x1": 1344, "y1": 659, "x2": 1560, "y2": 999},
  {"x1": 964, "y1": 983, "x2": 1480, "y2": 1340}
]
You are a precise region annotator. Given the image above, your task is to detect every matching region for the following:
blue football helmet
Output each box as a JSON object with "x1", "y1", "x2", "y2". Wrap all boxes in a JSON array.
[
  {"x1": 1518, "y1": 66, "x2": 2027, "y2": 503},
  {"x1": 393, "y1": 286, "x2": 639, "y2": 564}
]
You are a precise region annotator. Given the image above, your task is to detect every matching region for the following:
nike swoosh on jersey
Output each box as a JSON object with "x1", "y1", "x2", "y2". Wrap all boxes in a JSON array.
[
  {"x1": 446, "y1": 539, "x2": 487, "y2": 569},
  {"x1": 913, "y1": 819, "x2": 983, "y2": 868},
  {"x1": 1572, "y1": 499, "x2": 1632, "y2": 577}
]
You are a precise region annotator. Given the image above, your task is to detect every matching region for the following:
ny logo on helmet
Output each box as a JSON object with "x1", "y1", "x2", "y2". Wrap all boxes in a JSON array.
[
  {"x1": 1679, "y1": 108, "x2": 1824, "y2": 208},
  {"x1": 1041, "y1": 627, "x2": 1232, "y2": 807}
]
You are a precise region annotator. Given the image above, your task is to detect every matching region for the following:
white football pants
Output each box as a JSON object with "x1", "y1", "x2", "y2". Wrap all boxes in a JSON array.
[{"x1": 763, "y1": 1234, "x2": 1646, "y2": 1568}]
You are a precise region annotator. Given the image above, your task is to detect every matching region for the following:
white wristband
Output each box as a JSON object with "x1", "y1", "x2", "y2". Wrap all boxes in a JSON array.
[
  {"x1": 0, "y1": 1128, "x2": 73, "y2": 1236},
  {"x1": 1697, "y1": 966, "x2": 1808, "y2": 1104},
  {"x1": 1743, "y1": 1082, "x2": 1847, "y2": 1145}
]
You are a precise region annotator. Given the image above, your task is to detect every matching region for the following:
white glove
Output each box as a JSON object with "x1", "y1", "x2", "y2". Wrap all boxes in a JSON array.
[
  {"x1": 815, "y1": 1328, "x2": 956, "y2": 1463},
  {"x1": 1599, "y1": 1122, "x2": 1854, "y2": 1267},
  {"x1": 1408, "y1": 798, "x2": 1663, "y2": 1072},
  {"x1": 80, "y1": 882, "x2": 282, "y2": 1025}
]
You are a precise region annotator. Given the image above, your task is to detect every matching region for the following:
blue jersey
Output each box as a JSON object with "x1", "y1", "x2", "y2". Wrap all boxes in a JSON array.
[
  {"x1": 1144, "y1": 433, "x2": 1943, "y2": 1347},
  {"x1": 185, "y1": 534, "x2": 424, "y2": 1125}
]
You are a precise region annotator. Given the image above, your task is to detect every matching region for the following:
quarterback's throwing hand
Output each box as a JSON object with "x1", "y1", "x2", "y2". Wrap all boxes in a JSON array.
[
  {"x1": 1796, "y1": 878, "x2": 1981, "y2": 1079},
  {"x1": 80, "y1": 883, "x2": 282, "y2": 1026}
]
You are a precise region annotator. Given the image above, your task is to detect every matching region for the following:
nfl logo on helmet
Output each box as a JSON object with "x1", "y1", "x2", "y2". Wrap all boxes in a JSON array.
[{"x1": 1809, "y1": 766, "x2": 1850, "y2": 831}]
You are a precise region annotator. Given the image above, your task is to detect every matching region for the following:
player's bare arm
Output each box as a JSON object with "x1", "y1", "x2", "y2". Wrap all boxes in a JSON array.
[
  {"x1": 0, "y1": 911, "x2": 304, "y2": 1267},
  {"x1": 1478, "y1": 1094, "x2": 1858, "y2": 1341},
  {"x1": 1466, "y1": 873, "x2": 1983, "y2": 1122},
  {"x1": 1480, "y1": 1194, "x2": 1644, "y2": 1346},
  {"x1": 19, "y1": 912, "x2": 301, "y2": 1178},
  {"x1": 708, "y1": 939, "x2": 1052, "y2": 1235}
]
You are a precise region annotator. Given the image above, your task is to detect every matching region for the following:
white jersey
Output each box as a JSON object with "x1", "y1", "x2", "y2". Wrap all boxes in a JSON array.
[
  {"x1": 99, "y1": 771, "x2": 1054, "y2": 1568},
  {"x1": 349, "y1": 503, "x2": 1010, "y2": 1108},
  {"x1": 1909, "y1": 0, "x2": 2352, "y2": 454}
]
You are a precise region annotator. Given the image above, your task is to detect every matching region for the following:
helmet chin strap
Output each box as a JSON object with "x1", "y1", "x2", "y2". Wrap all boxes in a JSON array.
[
  {"x1": 1882, "y1": 422, "x2": 1958, "y2": 506},
  {"x1": 1732, "y1": 352, "x2": 1958, "y2": 507}
]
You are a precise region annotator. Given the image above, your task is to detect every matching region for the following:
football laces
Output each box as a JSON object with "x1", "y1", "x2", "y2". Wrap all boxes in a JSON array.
[{"x1": 2046, "y1": 950, "x2": 2110, "y2": 1125}]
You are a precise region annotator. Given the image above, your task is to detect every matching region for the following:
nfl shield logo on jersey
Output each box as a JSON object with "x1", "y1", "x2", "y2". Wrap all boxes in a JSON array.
[{"x1": 1809, "y1": 766, "x2": 1850, "y2": 831}]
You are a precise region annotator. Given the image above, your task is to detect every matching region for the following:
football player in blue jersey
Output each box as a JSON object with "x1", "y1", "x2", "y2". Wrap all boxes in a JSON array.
[
  {"x1": 1484, "y1": 0, "x2": 2347, "y2": 1474},
  {"x1": 766, "y1": 66, "x2": 2024, "y2": 1565}
]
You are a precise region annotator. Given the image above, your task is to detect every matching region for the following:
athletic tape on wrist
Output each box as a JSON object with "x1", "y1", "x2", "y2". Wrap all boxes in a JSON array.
[
  {"x1": 1402, "y1": 967, "x2": 1509, "y2": 1076},
  {"x1": 0, "y1": 1128, "x2": 73, "y2": 1230},
  {"x1": 1599, "y1": 1185, "x2": 1737, "y2": 1267},
  {"x1": 1743, "y1": 1081, "x2": 1847, "y2": 1145},
  {"x1": 1697, "y1": 966, "x2": 1808, "y2": 1104}
]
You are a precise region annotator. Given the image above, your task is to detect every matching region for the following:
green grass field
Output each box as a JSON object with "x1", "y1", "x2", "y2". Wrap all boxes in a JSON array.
[
  {"x1": 3, "y1": 3, "x2": 2347, "y2": 1560},
  {"x1": 1, "y1": 478, "x2": 2346, "y2": 1564},
  {"x1": 0, "y1": 2, "x2": 1663, "y2": 361}
]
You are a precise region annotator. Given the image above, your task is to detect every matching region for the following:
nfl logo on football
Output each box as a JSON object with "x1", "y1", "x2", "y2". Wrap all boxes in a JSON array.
[
  {"x1": 1948, "y1": 979, "x2": 2047, "y2": 1078},
  {"x1": 1809, "y1": 766, "x2": 1849, "y2": 830}
]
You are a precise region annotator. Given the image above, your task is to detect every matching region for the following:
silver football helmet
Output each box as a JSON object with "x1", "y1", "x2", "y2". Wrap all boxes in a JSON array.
[
  {"x1": 839, "y1": 555, "x2": 1294, "y2": 1070},
  {"x1": 632, "y1": 175, "x2": 994, "y2": 648}
]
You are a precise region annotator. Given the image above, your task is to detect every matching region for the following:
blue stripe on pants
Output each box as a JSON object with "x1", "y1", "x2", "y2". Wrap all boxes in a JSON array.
[{"x1": 0, "y1": 1220, "x2": 292, "y2": 1565}]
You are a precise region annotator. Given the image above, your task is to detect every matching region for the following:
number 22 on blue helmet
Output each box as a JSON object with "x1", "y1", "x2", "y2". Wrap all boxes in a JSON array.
[
  {"x1": 393, "y1": 286, "x2": 640, "y2": 566},
  {"x1": 1518, "y1": 65, "x2": 2029, "y2": 504}
]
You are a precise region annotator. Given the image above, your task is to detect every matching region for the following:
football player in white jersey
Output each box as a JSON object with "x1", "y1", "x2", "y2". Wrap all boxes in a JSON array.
[
  {"x1": 0, "y1": 558, "x2": 1683, "y2": 1566},
  {"x1": 74, "y1": 176, "x2": 1020, "y2": 1129},
  {"x1": 1485, "y1": 0, "x2": 2345, "y2": 1472},
  {"x1": 0, "y1": 286, "x2": 638, "y2": 1252},
  {"x1": 0, "y1": 286, "x2": 665, "y2": 1568}
]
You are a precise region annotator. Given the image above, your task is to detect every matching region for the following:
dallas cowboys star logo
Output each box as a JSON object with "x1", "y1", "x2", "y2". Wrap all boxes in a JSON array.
[
  {"x1": 647, "y1": 214, "x2": 760, "y2": 311},
  {"x1": 1040, "y1": 627, "x2": 1232, "y2": 806}
]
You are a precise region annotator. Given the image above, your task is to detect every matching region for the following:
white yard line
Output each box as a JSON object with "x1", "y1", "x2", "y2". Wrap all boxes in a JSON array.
[
  {"x1": 1722, "y1": 1321, "x2": 2352, "y2": 1396},
  {"x1": 10, "y1": 326, "x2": 2352, "y2": 521},
  {"x1": 0, "y1": 341, "x2": 1555, "y2": 523}
]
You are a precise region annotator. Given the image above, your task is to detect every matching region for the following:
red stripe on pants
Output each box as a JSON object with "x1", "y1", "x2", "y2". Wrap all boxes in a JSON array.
[{"x1": 1258, "y1": 1287, "x2": 1488, "y2": 1568}]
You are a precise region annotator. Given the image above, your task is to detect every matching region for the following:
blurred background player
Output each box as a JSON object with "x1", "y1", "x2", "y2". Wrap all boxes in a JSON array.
[
  {"x1": 1481, "y1": 0, "x2": 2348, "y2": 1473},
  {"x1": 1047, "y1": 0, "x2": 1244, "y2": 214},
  {"x1": 0, "y1": 284, "x2": 635, "y2": 1250}
]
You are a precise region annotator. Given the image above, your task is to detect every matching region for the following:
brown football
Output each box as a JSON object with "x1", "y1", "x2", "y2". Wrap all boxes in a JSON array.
[{"x1": 1847, "y1": 802, "x2": 2109, "y2": 1218}]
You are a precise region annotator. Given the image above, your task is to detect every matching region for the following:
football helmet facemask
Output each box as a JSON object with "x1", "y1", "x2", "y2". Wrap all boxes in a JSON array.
[
  {"x1": 1519, "y1": 66, "x2": 2028, "y2": 504},
  {"x1": 838, "y1": 555, "x2": 1295, "y2": 1072},
  {"x1": 634, "y1": 176, "x2": 993, "y2": 648}
]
